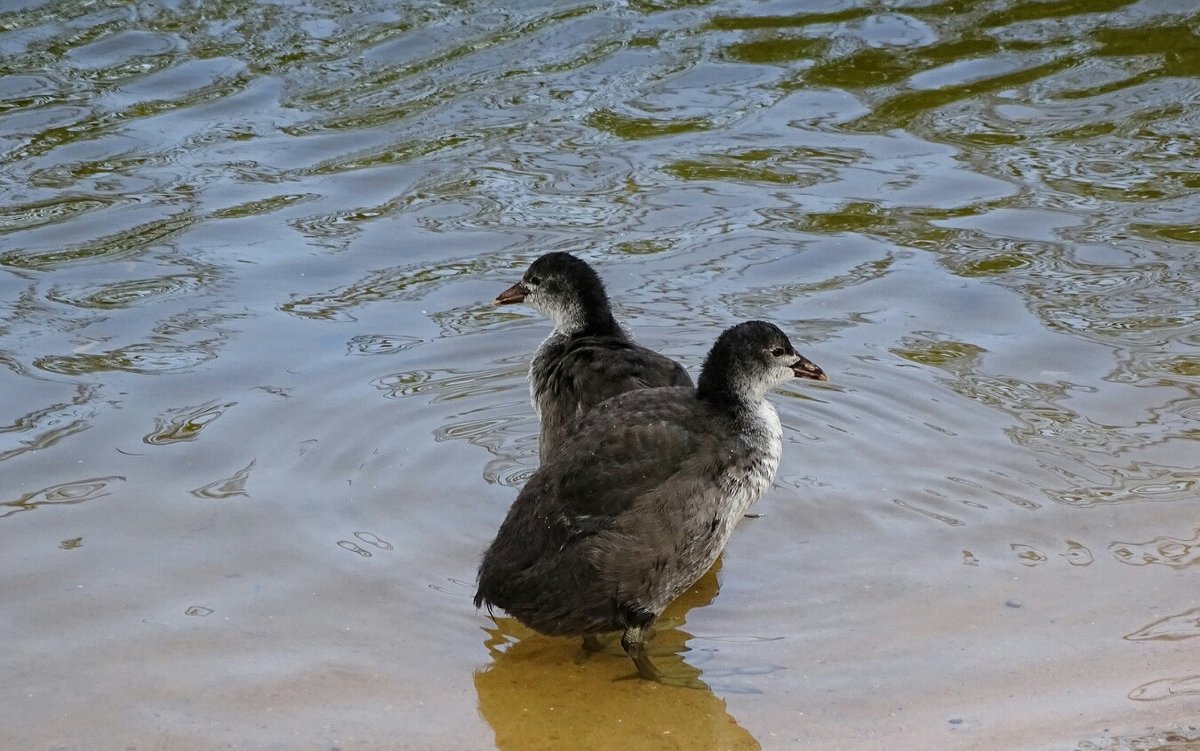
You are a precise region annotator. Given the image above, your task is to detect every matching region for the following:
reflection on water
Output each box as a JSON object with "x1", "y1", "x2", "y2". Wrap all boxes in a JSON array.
[
  {"x1": 1124, "y1": 608, "x2": 1200, "y2": 643},
  {"x1": 0, "y1": 382, "x2": 96, "y2": 461},
  {"x1": 476, "y1": 566, "x2": 761, "y2": 751},
  {"x1": 1, "y1": 475, "x2": 124, "y2": 519},
  {"x1": 1128, "y1": 675, "x2": 1200, "y2": 703},
  {"x1": 3, "y1": 0, "x2": 1200, "y2": 747},
  {"x1": 189, "y1": 458, "x2": 255, "y2": 499},
  {"x1": 1110, "y1": 529, "x2": 1200, "y2": 569},
  {"x1": 336, "y1": 531, "x2": 393, "y2": 557},
  {"x1": 144, "y1": 399, "x2": 236, "y2": 445},
  {"x1": 282, "y1": 257, "x2": 503, "y2": 322},
  {"x1": 1060, "y1": 539, "x2": 1094, "y2": 566}
]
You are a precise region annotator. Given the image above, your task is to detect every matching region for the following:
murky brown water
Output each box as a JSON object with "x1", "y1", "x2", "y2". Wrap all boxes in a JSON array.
[{"x1": 3, "y1": 1, "x2": 1200, "y2": 749}]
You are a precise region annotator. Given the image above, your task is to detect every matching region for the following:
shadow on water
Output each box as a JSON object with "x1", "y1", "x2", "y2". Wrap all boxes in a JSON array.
[{"x1": 474, "y1": 563, "x2": 761, "y2": 751}]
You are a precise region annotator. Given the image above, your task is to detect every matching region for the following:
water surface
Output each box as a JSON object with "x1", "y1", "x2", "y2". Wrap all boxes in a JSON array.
[{"x1": 3, "y1": 1, "x2": 1200, "y2": 749}]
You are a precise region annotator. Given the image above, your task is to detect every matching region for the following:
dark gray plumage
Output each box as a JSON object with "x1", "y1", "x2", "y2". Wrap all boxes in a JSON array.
[
  {"x1": 494, "y1": 252, "x2": 693, "y2": 460},
  {"x1": 475, "y1": 320, "x2": 828, "y2": 685}
]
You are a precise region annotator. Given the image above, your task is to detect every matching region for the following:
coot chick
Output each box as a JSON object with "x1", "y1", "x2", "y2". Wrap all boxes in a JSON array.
[
  {"x1": 495, "y1": 252, "x2": 692, "y2": 460},
  {"x1": 475, "y1": 320, "x2": 827, "y2": 685}
]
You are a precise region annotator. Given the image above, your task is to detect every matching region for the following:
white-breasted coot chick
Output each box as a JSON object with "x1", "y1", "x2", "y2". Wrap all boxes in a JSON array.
[
  {"x1": 495, "y1": 252, "x2": 692, "y2": 460},
  {"x1": 475, "y1": 320, "x2": 827, "y2": 685}
]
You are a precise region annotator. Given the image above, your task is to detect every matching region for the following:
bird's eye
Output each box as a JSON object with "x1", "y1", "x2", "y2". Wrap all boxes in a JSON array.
[
  {"x1": 526, "y1": 275, "x2": 541, "y2": 285},
  {"x1": 771, "y1": 347, "x2": 786, "y2": 357}
]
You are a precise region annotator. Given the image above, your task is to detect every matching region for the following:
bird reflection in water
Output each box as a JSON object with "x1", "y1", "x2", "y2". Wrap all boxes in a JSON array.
[{"x1": 474, "y1": 562, "x2": 761, "y2": 751}]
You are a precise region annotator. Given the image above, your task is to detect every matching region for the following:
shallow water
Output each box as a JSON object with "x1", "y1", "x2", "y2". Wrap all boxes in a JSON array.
[{"x1": 3, "y1": 1, "x2": 1200, "y2": 749}]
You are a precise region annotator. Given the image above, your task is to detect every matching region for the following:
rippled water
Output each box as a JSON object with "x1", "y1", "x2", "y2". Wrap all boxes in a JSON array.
[{"x1": 3, "y1": 1, "x2": 1200, "y2": 749}]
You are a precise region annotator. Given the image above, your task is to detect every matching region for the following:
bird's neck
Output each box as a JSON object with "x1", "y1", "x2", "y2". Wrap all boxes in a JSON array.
[
  {"x1": 697, "y1": 352, "x2": 769, "y2": 406},
  {"x1": 553, "y1": 302, "x2": 622, "y2": 338}
]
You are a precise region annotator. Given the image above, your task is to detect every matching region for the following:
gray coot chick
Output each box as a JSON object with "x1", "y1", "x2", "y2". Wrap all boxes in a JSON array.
[
  {"x1": 494, "y1": 252, "x2": 692, "y2": 460},
  {"x1": 475, "y1": 320, "x2": 827, "y2": 685}
]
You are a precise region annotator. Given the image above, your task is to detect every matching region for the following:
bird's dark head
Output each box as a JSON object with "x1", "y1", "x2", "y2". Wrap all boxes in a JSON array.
[
  {"x1": 697, "y1": 320, "x2": 826, "y2": 404},
  {"x1": 494, "y1": 252, "x2": 615, "y2": 334}
]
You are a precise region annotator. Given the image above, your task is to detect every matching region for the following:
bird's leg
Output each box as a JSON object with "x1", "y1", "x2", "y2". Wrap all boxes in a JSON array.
[
  {"x1": 621, "y1": 625, "x2": 709, "y2": 689},
  {"x1": 575, "y1": 632, "x2": 618, "y2": 664},
  {"x1": 621, "y1": 625, "x2": 663, "y2": 681}
]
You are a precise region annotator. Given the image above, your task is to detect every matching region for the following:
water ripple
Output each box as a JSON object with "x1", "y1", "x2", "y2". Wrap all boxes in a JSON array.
[
  {"x1": 1, "y1": 476, "x2": 124, "y2": 520},
  {"x1": 281, "y1": 257, "x2": 501, "y2": 321},
  {"x1": 0, "y1": 212, "x2": 197, "y2": 270},
  {"x1": 1110, "y1": 529, "x2": 1200, "y2": 569},
  {"x1": 143, "y1": 400, "x2": 236, "y2": 445},
  {"x1": 1125, "y1": 607, "x2": 1200, "y2": 642},
  {"x1": 0, "y1": 194, "x2": 119, "y2": 233},
  {"x1": 35, "y1": 342, "x2": 217, "y2": 376},
  {"x1": 47, "y1": 269, "x2": 217, "y2": 309},
  {"x1": 2, "y1": 0, "x2": 1200, "y2": 743},
  {"x1": 346, "y1": 334, "x2": 424, "y2": 356},
  {"x1": 190, "y1": 459, "x2": 255, "y2": 500},
  {"x1": 372, "y1": 367, "x2": 524, "y2": 403},
  {"x1": 1129, "y1": 675, "x2": 1200, "y2": 703},
  {"x1": 0, "y1": 383, "x2": 97, "y2": 462}
]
